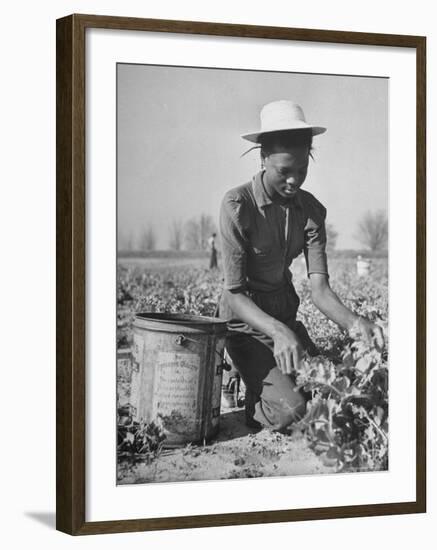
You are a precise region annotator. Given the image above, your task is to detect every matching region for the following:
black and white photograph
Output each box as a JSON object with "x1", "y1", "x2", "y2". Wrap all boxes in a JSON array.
[{"x1": 116, "y1": 63, "x2": 389, "y2": 485}]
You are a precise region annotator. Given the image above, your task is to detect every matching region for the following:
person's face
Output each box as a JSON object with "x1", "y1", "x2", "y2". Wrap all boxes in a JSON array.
[{"x1": 263, "y1": 145, "x2": 310, "y2": 200}]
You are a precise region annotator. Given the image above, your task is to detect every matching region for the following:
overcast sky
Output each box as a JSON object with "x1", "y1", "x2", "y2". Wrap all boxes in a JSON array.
[{"x1": 117, "y1": 63, "x2": 388, "y2": 249}]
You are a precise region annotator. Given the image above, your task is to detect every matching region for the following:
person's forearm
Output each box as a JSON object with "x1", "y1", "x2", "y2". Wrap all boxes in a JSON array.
[
  {"x1": 224, "y1": 290, "x2": 285, "y2": 338},
  {"x1": 312, "y1": 286, "x2": 358, "y2": 331}
]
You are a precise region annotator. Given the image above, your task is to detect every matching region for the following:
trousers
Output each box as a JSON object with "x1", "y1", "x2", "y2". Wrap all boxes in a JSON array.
[{"x1": 218, "y1": 283, "x2": 315, "y2": 430}]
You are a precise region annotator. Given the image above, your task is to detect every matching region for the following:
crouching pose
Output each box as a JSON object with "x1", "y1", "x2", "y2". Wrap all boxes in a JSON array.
[{"x1": 218, "y1": 100, "x2": 384, "y2": 430}]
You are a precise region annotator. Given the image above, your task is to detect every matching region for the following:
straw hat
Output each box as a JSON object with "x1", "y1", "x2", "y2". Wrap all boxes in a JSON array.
[{"x1": 241, "y1": 100, "x2": 327, "y2": 143}]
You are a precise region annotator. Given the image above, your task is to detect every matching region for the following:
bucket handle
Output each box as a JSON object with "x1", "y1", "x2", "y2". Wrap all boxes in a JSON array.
[{"x1": 174, "y1": 334, "x2": 195, "y2": 346}]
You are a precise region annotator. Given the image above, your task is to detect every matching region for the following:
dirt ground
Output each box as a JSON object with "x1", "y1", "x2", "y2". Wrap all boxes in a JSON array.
[{"x1": 117, "y1": 398, "x2": 335, "y2": 485}]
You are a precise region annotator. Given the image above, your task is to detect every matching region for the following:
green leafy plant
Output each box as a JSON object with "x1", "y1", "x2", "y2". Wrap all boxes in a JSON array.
[
  {"x1": 294, "y1": 327, "x2": 388, "y2": 471},
  {"x1": 117, "y1": 405, "x2": 167, "y2": 465}
]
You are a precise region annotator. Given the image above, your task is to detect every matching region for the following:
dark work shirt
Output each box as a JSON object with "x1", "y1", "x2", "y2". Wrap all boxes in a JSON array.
[{"x1": 219, "y1": 170, "x2": 329, "y2": 293}]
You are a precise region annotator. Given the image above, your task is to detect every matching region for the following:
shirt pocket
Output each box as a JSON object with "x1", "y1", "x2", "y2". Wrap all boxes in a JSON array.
[
  {"x1": 251, "y1": 245, "x2": 271, "y2": 256},
  {"x1": 250, "y1": 235, "x2": 275, "y2": 257}
]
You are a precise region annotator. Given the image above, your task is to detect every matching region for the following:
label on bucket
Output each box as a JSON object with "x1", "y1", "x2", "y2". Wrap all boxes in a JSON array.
[{"x1": 152, "y1": 352, "x2": 200, "y2": 434}]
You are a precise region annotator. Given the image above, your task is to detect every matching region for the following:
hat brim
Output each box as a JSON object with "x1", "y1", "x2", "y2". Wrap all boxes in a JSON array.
[{"x1": 241, "y1": 125, "x2": 327, "y2": 143}]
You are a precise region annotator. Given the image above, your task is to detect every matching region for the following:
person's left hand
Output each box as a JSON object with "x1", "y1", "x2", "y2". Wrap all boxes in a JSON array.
[{"x1": 354, "y1": 316, "x2": 385, "y2": 349}]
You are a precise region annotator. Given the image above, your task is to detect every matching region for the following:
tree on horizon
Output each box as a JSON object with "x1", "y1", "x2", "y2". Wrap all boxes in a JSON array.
[
  {"x1": 168, "y1": 219, "x2": 184, "y2": 251},
  {"x1": 355, "y1": 210, "x2": 388, "y2": 251},
  {"x1": 184, "y1": 214, "x2": 217, "y2": 251},
  {"x1": 326, "y1": 222, "x2": 339, "y2": 252},
  {"x1": 139, "y1": 224, "x2": 157, "y2": 251}
]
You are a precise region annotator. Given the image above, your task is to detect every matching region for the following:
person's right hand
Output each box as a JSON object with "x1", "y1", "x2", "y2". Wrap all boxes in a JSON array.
[{"x1": 272, "y1": 324, "x2": 303, "y2": 375}]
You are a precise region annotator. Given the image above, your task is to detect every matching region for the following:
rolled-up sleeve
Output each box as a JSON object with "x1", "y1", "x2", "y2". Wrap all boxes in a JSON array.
[
  {"x1": 219, "y1": 193, "x2": 248, "y2": 291},
  {"x1": 303, "y1": 195, "x2": 329, "y2": 277}
]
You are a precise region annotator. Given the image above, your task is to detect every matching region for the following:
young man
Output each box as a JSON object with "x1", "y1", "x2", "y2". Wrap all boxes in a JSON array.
[{"x1": 218, "y1": 100, "x2": 384, "y2": 430}]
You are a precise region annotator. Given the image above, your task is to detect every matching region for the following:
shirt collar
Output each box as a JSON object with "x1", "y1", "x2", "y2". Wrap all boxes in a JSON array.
[{"x1": 251, "y1": 170, "x2": 302, "y2": 211}]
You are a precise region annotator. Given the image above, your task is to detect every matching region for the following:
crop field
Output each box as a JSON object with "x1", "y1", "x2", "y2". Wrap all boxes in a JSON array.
[{"x1": 117, "y1": 255, "x2": 388, "y2": 484}]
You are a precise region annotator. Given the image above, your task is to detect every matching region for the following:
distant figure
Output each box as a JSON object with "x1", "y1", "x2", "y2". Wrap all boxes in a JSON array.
[
  {"x1": 356, "y1": 255, "x2": 370, "y2": 277},
  {"x1": 208, "y1": 232, "x2": 218, "y2": 269}
]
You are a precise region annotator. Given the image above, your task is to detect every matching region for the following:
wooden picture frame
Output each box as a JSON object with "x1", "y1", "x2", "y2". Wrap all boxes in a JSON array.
[{"x1": 56, "y1": 13, "x2": 426, "y2": 535}]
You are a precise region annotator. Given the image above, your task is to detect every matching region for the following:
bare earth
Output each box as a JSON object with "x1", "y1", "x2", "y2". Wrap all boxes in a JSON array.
[{"x1": 117, "y1": 400, "x2": 335, "y2": 485}]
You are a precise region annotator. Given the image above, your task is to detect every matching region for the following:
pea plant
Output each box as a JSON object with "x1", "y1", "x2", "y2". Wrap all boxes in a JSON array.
[
  {"x1": 294, "y1": 323, "x2": 388, "y2": 471},
  {"x1": 117, "y1": 404, "x2": 167, "y2": 464}
]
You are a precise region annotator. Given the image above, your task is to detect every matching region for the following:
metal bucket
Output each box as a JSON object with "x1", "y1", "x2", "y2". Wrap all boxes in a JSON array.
[{"x1": 131, "y1": 312, "x2": 228, "y2": 447}]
